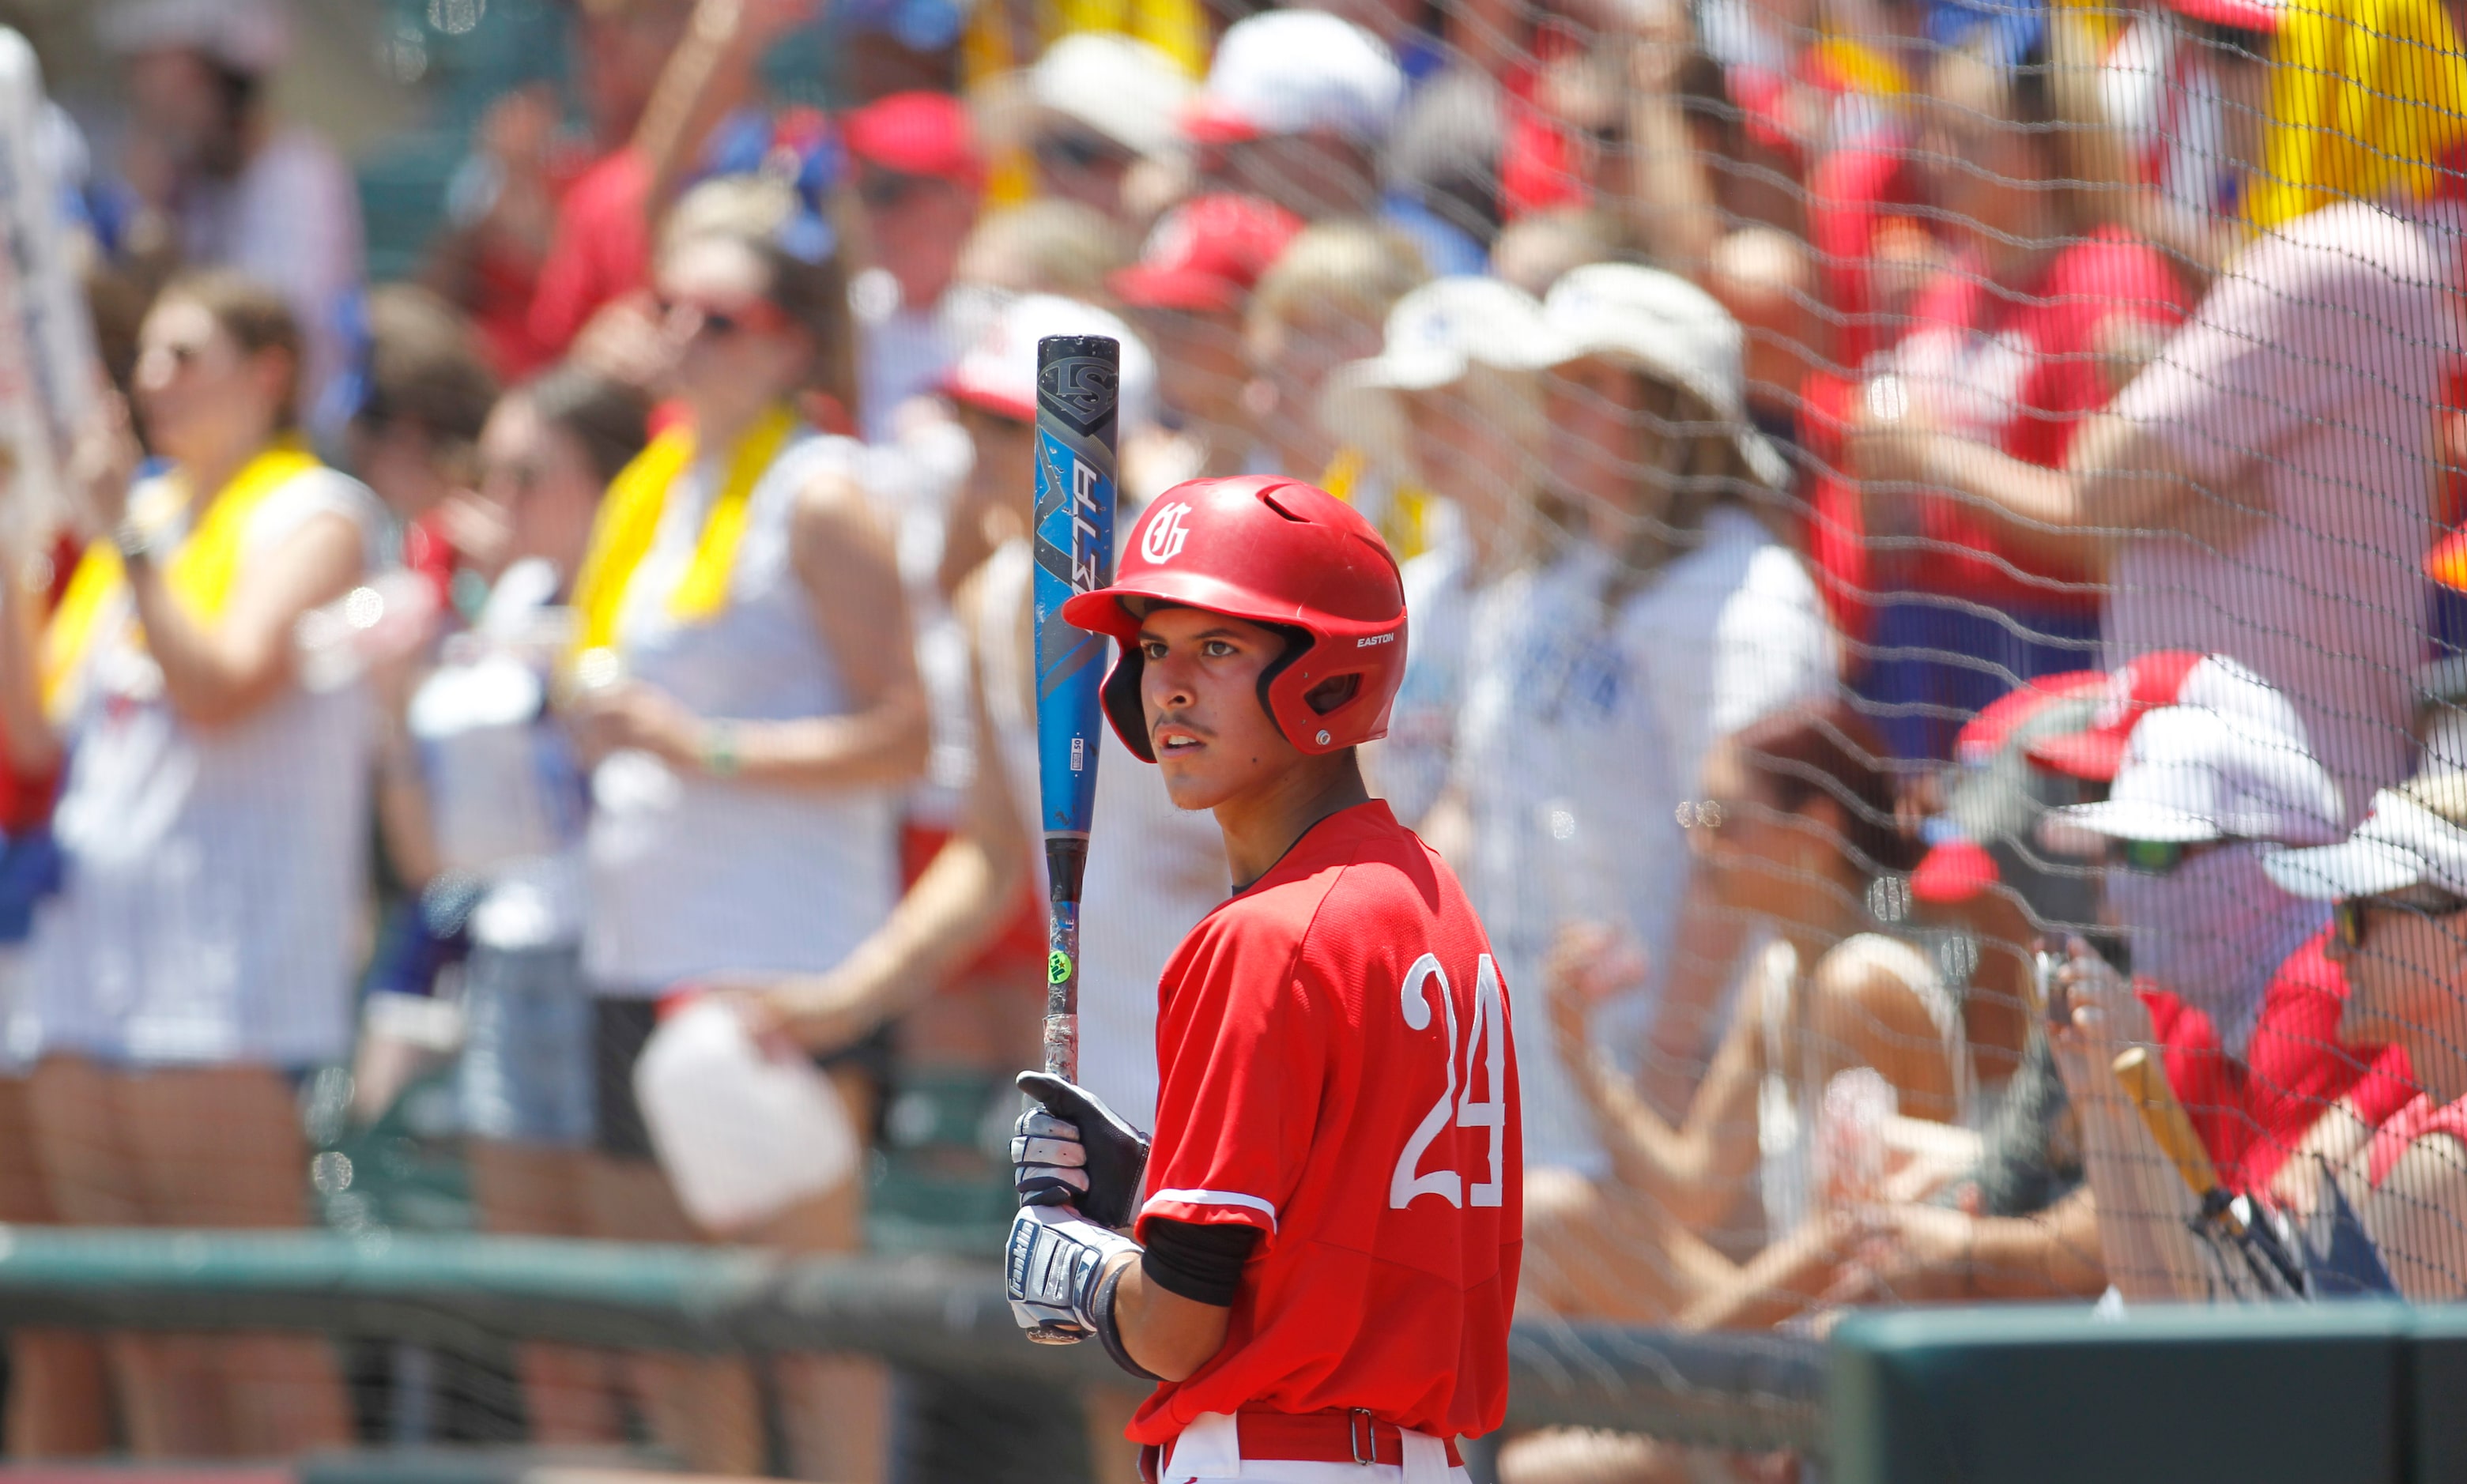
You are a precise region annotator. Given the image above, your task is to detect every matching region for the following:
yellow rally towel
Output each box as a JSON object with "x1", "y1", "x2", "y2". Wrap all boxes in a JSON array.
[
  {"x1": 42, "y1": 437, "x2": 321, "y2": 715},
  {"x1": 568, "y1": 405, "x2": 798, "y2": 665},
  {"x1": 1320, "y1": 445, "x2": 1432, "y2": 563},
  {"x1": 2250, "y1": 0, "x2": 2467, "y2": 230}
]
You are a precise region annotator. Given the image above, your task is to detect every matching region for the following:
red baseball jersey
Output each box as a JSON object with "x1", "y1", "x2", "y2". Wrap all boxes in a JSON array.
[
  {"x1": 2142, "y1": 930, "x2": 2416, "y2": 1196},
  {"x1": 1127, "y1": 800, "x2": 1522, "y2": 1447}
]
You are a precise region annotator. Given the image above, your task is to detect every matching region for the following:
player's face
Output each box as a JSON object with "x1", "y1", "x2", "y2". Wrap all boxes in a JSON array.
[{"x1": 1137, "y1": 606, "x2": 1303, "y2": 812}]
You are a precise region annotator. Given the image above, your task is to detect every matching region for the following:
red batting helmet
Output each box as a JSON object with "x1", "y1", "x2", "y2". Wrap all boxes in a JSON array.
[{"x1": 1062, "y1": 476, "x2": 1407, "y2": 762}]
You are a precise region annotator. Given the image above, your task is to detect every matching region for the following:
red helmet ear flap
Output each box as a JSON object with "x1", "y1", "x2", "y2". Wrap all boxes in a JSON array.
[{"x1": 1102, "y1": 639, "x2": 1154, "y2": 763}]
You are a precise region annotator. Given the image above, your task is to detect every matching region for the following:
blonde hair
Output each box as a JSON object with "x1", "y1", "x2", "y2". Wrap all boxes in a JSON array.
[
  {"x1": 958, "y1": 201, "x2": 1127, "y2": 299},
  {"x1": 2404, "y1": 771, "x2": 2467, "y2": 831},
  {"x1": 661, "y1": 175, "x2": 857, "y2": 418},
  {"x1": 1247, "y1": 219, "x2": 1428, "y2": 346}
]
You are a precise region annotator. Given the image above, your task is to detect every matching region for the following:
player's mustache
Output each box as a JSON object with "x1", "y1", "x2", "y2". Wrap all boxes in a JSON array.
[{"x1": 1150, "y1": 710, "x2": 1213, "y2": 742}]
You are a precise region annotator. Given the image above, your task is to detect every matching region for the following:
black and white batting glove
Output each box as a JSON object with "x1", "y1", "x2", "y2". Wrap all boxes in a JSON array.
[
  {"x1": 1014, "y1": 1071, "x2": 1151, "y2": 1230},
  {"x1": 1004, "y1": 1204, "x2": 1156, "y2": 1377}
]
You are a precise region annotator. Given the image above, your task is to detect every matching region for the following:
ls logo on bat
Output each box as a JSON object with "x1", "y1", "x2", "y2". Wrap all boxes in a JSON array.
[{"x1": 1038, "y1": 356, "x2": 1118, "y2": 434}]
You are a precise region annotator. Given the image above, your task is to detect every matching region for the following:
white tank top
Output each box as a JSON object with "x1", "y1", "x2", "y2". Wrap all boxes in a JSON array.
[
  {"x1": 978, "y1": 539, "x2": 1224, "y2": 1128},
  {"x1": 583, "y1": 431, "x2": 901, "y2": 989},
  {"x1": 24, "y1": 468, "x2": 379, "y2": 1068}
]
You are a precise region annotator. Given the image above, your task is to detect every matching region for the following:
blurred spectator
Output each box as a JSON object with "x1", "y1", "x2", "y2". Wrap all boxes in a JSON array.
[
  {"x1": 1518, "y1": 701, "x2": 1930, "y2": 1322},
  {"x1": 1247, "y1": 219, "x2": 1428, "y2": 515},
  {"x1": 375, "y1": 368, "x2": 647, "y2": 1441},
  {"x1": 1025, "y1": 33, "x2": 1196, "y2": 221},
  {"x1": 956, "y1": 199, "x2": 1129, "y2": 299},
  {"x1": 1324, "y1": 274, "x2": 1555, "y2": 837},
  {"x1": 98, "y1": 0, "x2": 364, "y2": 424},
  {"x1": 2036, "y1": 662, "x2": 2415, "y2": 1298},
  {"x1": 846, "y1": 91, "x2": 990, "y2": 443},
  {"x1": 2269, "y1": 771, "x2": 2467, "y2": 1299},
  {"x1": 1488, "y1": 205, "x2": 1620, "y2": 298},
  {"x1": 562, "y1": 176, "x2": 923, "y2": 1476},
  {"x1": 1114, "y1": 192, "x2": 1304, "y2": 492},
  {"x1": 424, "y1": 83, "x2": 584, "y2": 381},
  {"x1": 0, "y1": 271, "x2": 375, "y2": 1455},
  {"x1": 518, "y1": 0, "x2": 696, "y2": 366},
  {"x1": 1528, "y1": 264, "x2": 1836, "y2": 1119},
  {"x1": 1186, "y1": 11, "x2": 1407, "y2": 224},
  {"x1": 2028, "y1": 657, "x2": 2418, "y2": 1205},
  {"x1": 1850, "y1": 3, "x2": 2467, "y2": 815},
  {"x1": 345, "y1": 286, "x2": 501, "y2": 529},
  {"x1": 742, "y1": 294, "x2": 1205, "y2": 1128},
  {"x1": 1847, "y1": 39, "x2": 2190, "y2": 764}
]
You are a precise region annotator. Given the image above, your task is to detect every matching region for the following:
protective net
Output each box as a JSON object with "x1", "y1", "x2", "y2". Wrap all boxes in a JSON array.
[{"x1": 0, "y1": 0, "x2": 2461, "y2": 1477}]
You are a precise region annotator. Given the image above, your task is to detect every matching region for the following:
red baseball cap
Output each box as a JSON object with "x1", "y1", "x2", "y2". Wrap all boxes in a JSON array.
[
  {"x1": 844, "y1": 91, "x2": 984, "y2": 191},
  {"x1": 1910, "y1": 834, "x2": 2001, "y2": 906},
  {"x1": 2025, "y1": 650, "x2": 2205, "y2": 782},
  {"x1": 2164, "y1": 0, "x2": 2280, "y2": 32},
  {"x1": 1950, "y1": 670, "x2": 2106, "y2": 766},
  {"x1": 1109, "y1": 194, "x2": 1304, "y2": 314}
]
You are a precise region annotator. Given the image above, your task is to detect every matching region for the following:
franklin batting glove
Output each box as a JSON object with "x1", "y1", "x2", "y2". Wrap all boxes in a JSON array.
[{"x1": 1015, "y1": 1071, "x2": 1151, "y2": 1230}]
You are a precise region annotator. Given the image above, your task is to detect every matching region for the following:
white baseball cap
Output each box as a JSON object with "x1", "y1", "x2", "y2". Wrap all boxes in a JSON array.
[
  {"x1": 943, "y1": 292, "x2": 1159, "y2": 435},
  {"x1": 1536, "y1": 264, "x2": 1790, "y2": 493},
  {"x1": 1184, "y1": 10, "x2": 1404, "y2": 145},
  {"x1": 100, "y1": 0, "x2": 290, "y2": 72},
  {"x1": 2038, "y1": 702, "x2": 2344, "y2": 853},
  {"x1": 1333, "y1": 275, "x2": 1551, "y2": 393},
  {"x1": 2265, "y1": 782, "x2": 2467, "y2": 901},
  {"x1": 1031, "y1": 33, "x2": 1195, "y2": 163}
]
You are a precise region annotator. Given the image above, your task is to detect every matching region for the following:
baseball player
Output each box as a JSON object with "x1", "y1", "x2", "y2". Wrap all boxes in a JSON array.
[{"x1": 1003, "y1": 476, "x2": 1522, "y2": 1482}]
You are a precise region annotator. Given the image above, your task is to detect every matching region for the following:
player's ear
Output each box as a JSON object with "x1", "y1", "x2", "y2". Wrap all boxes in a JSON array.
[{"x1": 1304, "y1": 674, "x2": 1360, "y2": 714}]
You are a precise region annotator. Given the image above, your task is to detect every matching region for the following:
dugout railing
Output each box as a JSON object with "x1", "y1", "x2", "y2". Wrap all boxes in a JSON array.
[{"x1": 13, "y1": 1231, "x2": 2467, "y2": 1481}]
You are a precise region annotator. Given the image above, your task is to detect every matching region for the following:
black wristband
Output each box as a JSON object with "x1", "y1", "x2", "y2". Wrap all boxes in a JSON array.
[{"x1": 1089, "y1": 1254, "x2": 1160, "y2": 1381}]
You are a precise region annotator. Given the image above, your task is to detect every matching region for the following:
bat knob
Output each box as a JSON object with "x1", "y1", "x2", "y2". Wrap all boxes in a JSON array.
[{"x1": 1024, "y1": 1324, "x2": 1088, "y2": 1346}]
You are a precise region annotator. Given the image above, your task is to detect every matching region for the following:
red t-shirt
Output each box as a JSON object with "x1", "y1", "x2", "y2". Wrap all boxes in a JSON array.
[
  {"x1": 1799, "y1": 145, "x2": 1922, "y2": 642},
  {"x1": 2369, "y1": 1094, "x2": 2467, "y2": 1188},
  {"x1": 2141, "y1": 931, "x2": 2416, "y2": 1196},
  {"x1": 525, "y1": 146, "x2": 654, "y2": 361},
  {"x1": 1882, "y1": 228, "x2": 2190, "y2": 611},
  {"x1": 1130, "y1": 800, "x2": 1522, "y2": 1447}
]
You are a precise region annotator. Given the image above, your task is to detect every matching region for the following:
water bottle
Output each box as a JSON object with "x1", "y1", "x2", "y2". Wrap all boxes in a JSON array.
[{"x1": 632, "y1": 998, "x2": 860, "y2": 1235}]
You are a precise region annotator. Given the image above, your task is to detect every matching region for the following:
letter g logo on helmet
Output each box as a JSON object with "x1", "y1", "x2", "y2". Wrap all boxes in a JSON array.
[{"x1": 1141, "y1": 502, "x2": 1194, "y2": 563}]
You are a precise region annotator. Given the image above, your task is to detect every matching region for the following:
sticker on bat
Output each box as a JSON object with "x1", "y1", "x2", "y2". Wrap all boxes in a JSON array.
[{"x1": 1047, "y1": 951, "x2": 1073, "y2": 985}]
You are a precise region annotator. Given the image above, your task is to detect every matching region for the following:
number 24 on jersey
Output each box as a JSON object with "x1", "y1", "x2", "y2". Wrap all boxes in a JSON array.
[{"x1": 1390, "y1": 952, "x2": 1508, "y2": 1211}]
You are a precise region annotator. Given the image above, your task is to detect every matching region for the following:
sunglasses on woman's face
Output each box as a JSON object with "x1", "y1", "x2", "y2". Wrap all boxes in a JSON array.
[
  {"x1": 661, "y1": 296, "x2": 789, "y2": 341},
  {"x1": 2333, "y1": 887, "x2": 2467, "y2": 951},
  {"x1": 857, "y1": 170, "x2": 936, "y2": 212},
  {"x1": 1033, "y1": 129, "x2": 1130, "y2": 176},
  {"x1": 2107, "y1": 837, "x2": 2214, "y2": 875}
]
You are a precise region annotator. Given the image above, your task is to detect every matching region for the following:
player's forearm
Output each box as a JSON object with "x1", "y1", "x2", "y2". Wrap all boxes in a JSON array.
[{"x1": 1109, "y1": 1258, "x2": 1230, "y2": 1383}]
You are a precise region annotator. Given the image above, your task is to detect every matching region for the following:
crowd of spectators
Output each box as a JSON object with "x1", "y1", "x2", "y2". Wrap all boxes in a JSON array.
[{"x1": 6, "y1": 0, "x2": 2467, "y2": 1476}]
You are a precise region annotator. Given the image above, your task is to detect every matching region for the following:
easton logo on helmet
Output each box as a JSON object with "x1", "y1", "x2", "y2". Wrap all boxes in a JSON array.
[{"x1": 1141, "y1": 502, "x2": 1194, "y2": 563}]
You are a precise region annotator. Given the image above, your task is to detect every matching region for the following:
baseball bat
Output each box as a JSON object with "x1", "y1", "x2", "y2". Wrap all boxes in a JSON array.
[
  {"x1": 1026, "y1": 335, "x2": 1118, "y2": 1341},
  {"x1": 2113, "y1": 1046, "x2": 2305, "y2": 1294}
]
